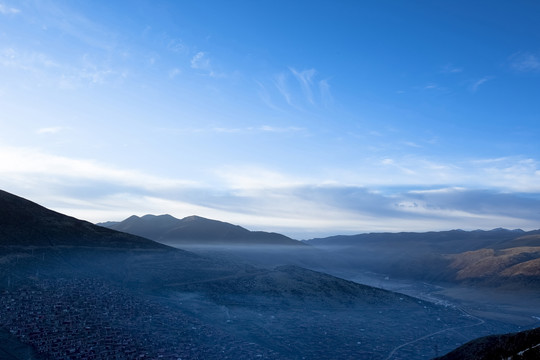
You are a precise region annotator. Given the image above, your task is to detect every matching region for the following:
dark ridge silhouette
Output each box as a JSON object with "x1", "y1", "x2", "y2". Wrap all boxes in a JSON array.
[
  {"x1": 99, "y1": 214, "x2": 303, "y2": 246},
  {"x1": 306, "y1": 228, "x2": 534, "y2": 253},
  {"x1": 0, "y1": 189, "x2": 170, "y2": 249},
  {"x1": 434, "y1": 326, "x2": 540, "y2": 360}
]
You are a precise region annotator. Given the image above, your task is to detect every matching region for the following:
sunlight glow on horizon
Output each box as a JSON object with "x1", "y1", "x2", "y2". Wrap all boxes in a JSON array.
[{"x1": 1, "y1": 1, "x2": 540, "y2": 237}]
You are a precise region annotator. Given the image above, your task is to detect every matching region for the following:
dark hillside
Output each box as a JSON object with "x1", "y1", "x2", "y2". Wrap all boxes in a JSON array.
[
  {"x1": 0, "y1": 189, "x2": 170, "y2": 249},
  {"x1": 434, "y1": 326, "x2": 540, "y2": 360}
]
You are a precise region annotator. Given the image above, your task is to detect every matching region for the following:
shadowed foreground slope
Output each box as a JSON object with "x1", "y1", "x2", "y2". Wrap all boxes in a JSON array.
[
  {"x1": 434, "y1": 326, "x2": 540, "y2": 360},
  {"x1": 0, "y1": 189, "x2": 169, "y2": 249}
]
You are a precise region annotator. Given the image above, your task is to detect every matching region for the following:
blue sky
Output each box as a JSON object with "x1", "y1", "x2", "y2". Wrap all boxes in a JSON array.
[{"x1": 1, "y1": 0, "x2": 540, "y2": 238}]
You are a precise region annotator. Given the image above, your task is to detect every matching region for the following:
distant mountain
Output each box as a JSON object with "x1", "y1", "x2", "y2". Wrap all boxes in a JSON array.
[
  {"x1": 434, "y1": 326, "x2": 540, "y2": 360},
  {"x1": 307, "y1": 228, "x2": 534, "y2": 253},
  {"x1": 99, "y1": 214, "x2": 303, "y2": 246},
  {"x1": 0, "y1": 189, "x2": 169, "y2": 249},
  {"x1": 305, "y1": 228, "x2": 540, "y2": 288}
]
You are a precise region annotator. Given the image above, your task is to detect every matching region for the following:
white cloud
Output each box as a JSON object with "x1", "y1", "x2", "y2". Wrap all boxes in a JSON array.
[
  {"x1": 510, "y1": 52, "x2": 540, "y2": 72},
  {"x1": 0, "y1": 145, "x2": 196, "y2": 192},
  {"x1": 1, "y1": 146, "x2": 539, "y2": 237},
  {"x1": 167, "y1": 39, "x2": 188, "y2": 54},
  {"x1": 0, "y1": 47, "x2": 123, "y2": 89},
  {"x1": 0, "y1": 48, "x2": 58, "y2": 71},
  {"x1": 0, "y1": 3, "x2": 20, "y2": 14},
  {"x1": 259, "y1": 125, "x2": 304, "y2": 133},
  {"x1": 424, "y1": 83, "x2": 439, "y2": 89},
  {"x1": 470, "y1": 76, "x2": 492, "y2": 92},
  {"x1": 440, "y1": 64, "x2": 463, "y2": 74},
  {"x1": 403, "y1": 141, "x2": 422, "y2": 148},
  {"x1": 190, "y1": 51, "x2": 214, "y2": 76}
]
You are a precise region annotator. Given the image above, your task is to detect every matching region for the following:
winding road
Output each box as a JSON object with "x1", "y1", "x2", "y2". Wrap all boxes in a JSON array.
[{"x1": 383, "y1": 306, "x2": 485, "y2": 360}]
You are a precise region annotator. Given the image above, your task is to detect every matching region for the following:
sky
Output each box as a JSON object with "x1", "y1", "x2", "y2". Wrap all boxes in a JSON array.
[{"x1": 1, "y1": 0, "x2": 540, "y2": 238}]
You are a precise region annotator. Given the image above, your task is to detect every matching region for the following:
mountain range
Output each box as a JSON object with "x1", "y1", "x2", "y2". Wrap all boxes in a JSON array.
[
  {"x1": 304, "y1": 229, "x2": 540, "y2": 289},
  {"x1": 99, "y1": 214, "x2": 303, "y2": 246}
]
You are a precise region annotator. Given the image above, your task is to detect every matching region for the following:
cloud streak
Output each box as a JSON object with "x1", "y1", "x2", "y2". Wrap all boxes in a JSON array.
[
  {"x1": 1, "y1": 147, "x2": 539, "y2": 238},
  {"x1": 470, "y1": 76, "x2": 492, "y2": 92},
  {"x1": 0, "y1": 3, "x2": 20, "y2": 14},
  {"x1": 509, "y1": 52, "x2": 540, "y2": 72},
  {"x1": 190, "y1": 51, "x2": 218, "y2": 77},
  {"x1": 290, "y1": 67, "x2": 316, "y2": 104}
]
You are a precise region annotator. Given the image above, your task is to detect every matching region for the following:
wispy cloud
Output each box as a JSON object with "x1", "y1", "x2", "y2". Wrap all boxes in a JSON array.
[
  {"x1": 256, "y1": 81, "x2": 283, "y2": 111},
  {"x1": 168, "y1": 68, "x2": 181, "y2": 78},
  {"x1": 403, "y1": 141, "x2": 422, "y2": 148},
  {"x1": 37, "y1": 127, "x2": 64, "y2": 134},
  {"x1": 1, "y1": 47, "x2": 124, "y2": 89},
  {"x1": 0, "y1": 145, "x2": 195, "y2": 192},
  {"x1": 381, "y1": 158, "x2": 417, "y2": 175},
  {"x1": 470, "y1": 76, "x2": 492, "y2": 92},
  {"x1": 290, "y1": 67, "x2": 316, "y2": 104},
  {"x1": 274, "y1": 72, "x2": 293, "y2": 105},
  {"x1": 0, "y1": 3, "x2": 20, "y2": 14},
  {"x1": 1, "y1": 146, "x2": 540, "y2": 236},
  {"x1": 167, "y1": 39, "x2": 188, "y2": 54},
  {"x1": 319, "y1": 79, "x2": 333, "y2": 107},
  {"x1": 509, "y1": 52, "x2": 540, "y2": 72},
  {"x1": 424, "y1": 83, "x2": 441, "y2": 90},
  {"x1": 259, "y1": 125, "x2": 304, "y2": 133},
  {"x1": 270, "y1": 68, "x2": 333, "y2": 109},
  {"x1": 0, "y1": 48, "x2": 58, "y2": 71},
  {"x1": 190, "y1": 51, "x2": 216, "y2": 76},
  {"x1": 155, "y1": 125, "x2": 305, "y2": 135},
  {"x1": 440, "y1": 64, "x2": 463, "y2": 74}
]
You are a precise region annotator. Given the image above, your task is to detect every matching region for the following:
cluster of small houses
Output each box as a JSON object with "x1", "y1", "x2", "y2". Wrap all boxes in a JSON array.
[{"x1": 0, "y1": 278, "x2": 276, "y2": 360}]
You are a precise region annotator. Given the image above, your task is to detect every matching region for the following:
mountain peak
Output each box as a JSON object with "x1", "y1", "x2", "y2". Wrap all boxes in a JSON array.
[{"x1": 101, "y1": 213, "x2": 303, "y2": 246}]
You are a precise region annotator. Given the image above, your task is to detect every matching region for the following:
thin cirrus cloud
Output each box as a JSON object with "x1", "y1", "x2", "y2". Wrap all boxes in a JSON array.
[
  {"x1": 289, "y1": 67, "x2": 316, "y2": 104},
  {"x1": 36, "y1": 127, "x2": 64, "y2": 134},
  {"x1": 470, "y1": 76, "x2": 492, "y2": 92},
  {"x1": 273, "y1": 72, "x2": 293, "y2": 105},
  {"x1": 440, "y1": 64, "x2": 463, "y2": 74},
  {"x1": 270, "y1": 68, "x2": 333, "y2": 109},
  {"x1": 190, "y1": 51, "x2": 217, "y2": 77},
  {"x1": 153, "y1": 125, "x2": 305, "y2": 135},
  {"x1": 0, "y1": 47, "x2": 122, "y2": 89},
  {"x1": 0, "y1": 3, "x2": 20, "y2": 14},
  {"x1": 0, "y1": 145, "x2": 196, "y2": 194},
  {"x1": 0, "y1": 48, "x2": 59, "y2": 72},
  {"x1": 509, "y1": 52, "x2": 540, "y2": 72}
]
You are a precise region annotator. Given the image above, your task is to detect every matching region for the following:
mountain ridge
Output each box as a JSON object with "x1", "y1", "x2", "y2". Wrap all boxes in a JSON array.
[
  {"x1": 99, "y1": 214, "x2": 303, "y2": 246},
  {"x1": 0, "y1": 189, "x2": 171, "y2": 250}
]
